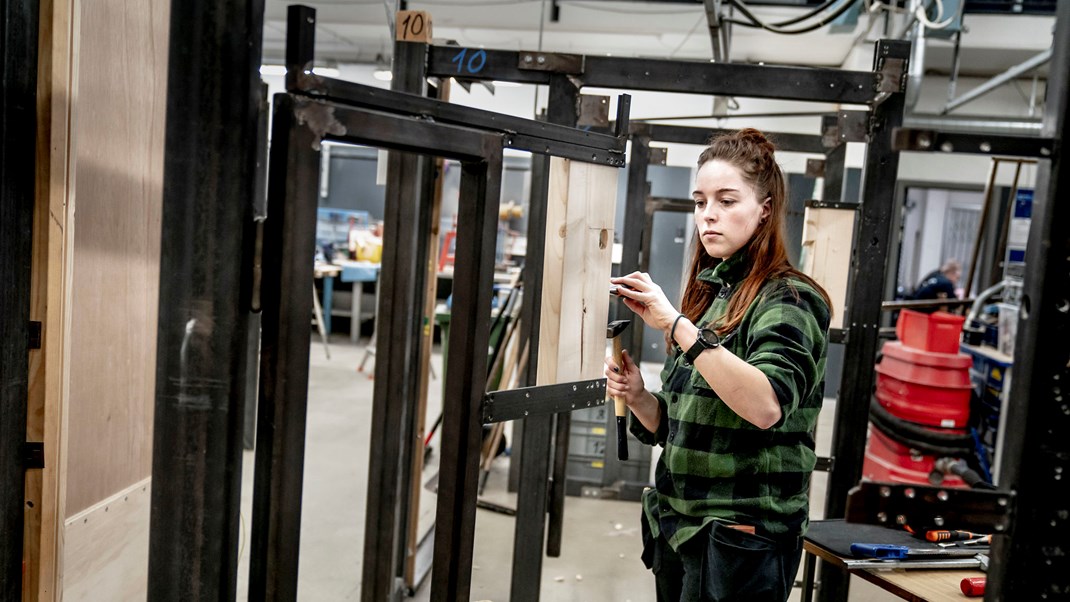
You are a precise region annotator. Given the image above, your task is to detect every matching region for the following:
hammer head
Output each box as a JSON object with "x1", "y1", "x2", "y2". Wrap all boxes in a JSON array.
[{"x1": 606, "y1": 320, "x2": 630, "y2": 339}]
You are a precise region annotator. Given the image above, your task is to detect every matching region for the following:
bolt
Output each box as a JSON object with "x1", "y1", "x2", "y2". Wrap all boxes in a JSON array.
[
  {"x1": 537, "y1": 55, "x2": 546, "y2": 64},
  {"x1": 524, "y1": 55, "x2": 533, "y2": 63}
]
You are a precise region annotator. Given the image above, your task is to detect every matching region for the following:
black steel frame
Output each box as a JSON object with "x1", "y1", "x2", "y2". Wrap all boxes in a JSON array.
[
  {"x1": 423, "y1": 41, "x2": 907, "y2": 601},
  {"x1": 873, "y1": 4, "x2": 1068, "y2": 598},
  {"x1": 0, "y1": 0, "x2": 38, "y2": 598},
  {"x1": 242, "y1": 7, "x2": 629, "y2": 602},
  {"x1": 146, "y1": 1, "x2": 265, "y2": 600}
]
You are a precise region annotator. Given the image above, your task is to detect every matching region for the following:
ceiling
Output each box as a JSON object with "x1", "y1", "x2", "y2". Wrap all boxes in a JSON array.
[{"x1": 261, "y1": 1, "x2": 1055, "y2": 78}]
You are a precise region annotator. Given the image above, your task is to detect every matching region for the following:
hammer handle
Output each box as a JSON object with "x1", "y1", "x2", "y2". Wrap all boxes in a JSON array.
[{"x1": 611, "y1": 337, "x2": 628, "y2": 461}]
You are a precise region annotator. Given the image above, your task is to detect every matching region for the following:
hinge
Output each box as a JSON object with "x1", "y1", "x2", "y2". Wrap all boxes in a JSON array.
[
  {"x1": 22, "y1": 442, "x2": 44, "y2": 470},
  {"x1": 28, "y1": 321, "x2": 42, "y2": 349}
]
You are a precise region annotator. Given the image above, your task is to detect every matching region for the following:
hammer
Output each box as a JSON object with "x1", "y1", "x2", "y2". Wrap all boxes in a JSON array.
[{"x1": 606, "y1": 320, "x2": 631, "y2": 461}]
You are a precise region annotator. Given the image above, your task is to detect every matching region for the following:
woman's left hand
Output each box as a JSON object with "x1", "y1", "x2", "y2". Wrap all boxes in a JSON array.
[{"x1": 611, "y1": 272, "x2": 679, "y2": 332}]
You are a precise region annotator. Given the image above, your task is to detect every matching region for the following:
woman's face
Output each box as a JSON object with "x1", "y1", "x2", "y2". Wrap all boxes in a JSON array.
[{"x1": 693, "y1": 159, "x2": 770, "y2": 260}]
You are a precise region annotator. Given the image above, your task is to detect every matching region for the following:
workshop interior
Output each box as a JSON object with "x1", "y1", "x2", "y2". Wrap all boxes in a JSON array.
[{"x1": 1, "y1": 0, "x2": 1066, "y2": 600}]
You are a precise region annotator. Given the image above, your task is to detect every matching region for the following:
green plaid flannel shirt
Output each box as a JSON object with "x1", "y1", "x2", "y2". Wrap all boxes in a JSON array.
[{"x1": 630, "y1": 252, "x2": 830, "y2": 550}]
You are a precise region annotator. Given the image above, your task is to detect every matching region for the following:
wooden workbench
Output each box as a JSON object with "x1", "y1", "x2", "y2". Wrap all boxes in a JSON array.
[{"x1": 802, "y1": 519, "x2": 986, "y2": 601}]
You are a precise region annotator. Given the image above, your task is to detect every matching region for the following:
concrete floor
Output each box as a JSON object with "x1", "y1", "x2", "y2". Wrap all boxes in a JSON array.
[{"x1": 234, "y1": 335, "x2": 900, "y2": 601}]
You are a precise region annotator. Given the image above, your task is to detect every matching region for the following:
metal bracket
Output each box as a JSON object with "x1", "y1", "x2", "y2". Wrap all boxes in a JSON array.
[
  {"x1": 517, "y1": 52, "x2": 584, "y2": 74},
  {"x1": 482, "y1": 378, "x2": 606, "y2": 423},
  {"x1": 838, "y1": 110, "x2": 870, "y2": 143},
  {"x1": 875, "y1": 57, "x2": 907, "y2": 94},
  {"x1": 649, "y1": 147, "x2": 668, "y2": 166},
  {"x1": 805, "y1": 200, "x2": 859, "y2": 211},
  {"x1": 846, "y1": 482, "x2": 1015, "y2": 533},
  {"x1": 577, "y1": 95, "x2": 610, "y2": 129},
  {"x1": 805, "y1": 158, "x2": 825, "y2": 179},
  {"x1": 814, "y1": 456, "x2": 834, "y2": 472},
  {"x1": 28, "y1": 320, "x2": 41, "y2": 349},
  {"x1": 22, "y1": 442, "x2": 44, "y2": 469}
]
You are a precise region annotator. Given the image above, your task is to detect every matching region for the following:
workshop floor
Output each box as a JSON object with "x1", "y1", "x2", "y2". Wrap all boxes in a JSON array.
[{"x1": 234, "y1": 335, "x2": 900, "y2": 601}]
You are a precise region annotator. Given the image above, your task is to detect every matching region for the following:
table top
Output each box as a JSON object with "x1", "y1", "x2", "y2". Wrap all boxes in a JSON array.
[{"x1": 804, "y1": 520, "x2": 986, "y2": 602}]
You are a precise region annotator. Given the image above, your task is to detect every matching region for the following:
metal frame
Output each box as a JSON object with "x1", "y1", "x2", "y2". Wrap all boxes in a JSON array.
[
  {"x1": 146, "y1": 1, "x2": 265, "y2": 599},
  {"x1": 422, "y1": 39, "x2": 910, "y2": 602},
  {"x1": 0, "y1": 0, "x2": 39, "y2": 597},
  {"x1": 241, "y1": 8, "x2": 629, "y2": 602},
  {"x1": 872, "y1": 3, "x2": 1068, "y2": 598}
]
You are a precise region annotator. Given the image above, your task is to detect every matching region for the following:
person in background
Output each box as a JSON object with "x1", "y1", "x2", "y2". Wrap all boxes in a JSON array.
[
  {"x1": 911, "y1": 259, "x2": 962, "y2": 313},
  {"x1": 605, "y1": 128, "x2": 831, "y2": 602}
]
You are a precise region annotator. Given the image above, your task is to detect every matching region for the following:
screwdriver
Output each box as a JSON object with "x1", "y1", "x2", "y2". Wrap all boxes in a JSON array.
[
  {"x1": 938, "y1": 534, "x2": 991, "y2": 548},
  {"x1": 925, "y1": 529, "x2": 986, "y2": 543}
]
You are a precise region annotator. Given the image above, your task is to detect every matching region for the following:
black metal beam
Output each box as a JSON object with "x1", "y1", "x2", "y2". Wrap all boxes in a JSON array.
[
  {"x1": 818, "y1": 39, "x2": 910, "y2": 602},
  {"x1": 483, "y1": 380, "x2": 607, "y2": 423},
  {"x1": 988, "y1": 1, "x2": 1070, "y2": 598},
  {"x1": 427, "y1": 45, "x2": 879, "y2": 105},
  {"x1": 431, "y1": 153, "x2": 502, "y2": 601},
  {"x1": 147, "y1": 1, "x2": 263, "y2": 599},
  {"x1": 287, "y1": 72, "x2": 626, "y2": 166},
  {"x1": 620, "y1": 135, "x2": 652, "y2": 362},
  {"x1": 892, "y1": 127, "x2": 1056, "y2": 158},
  {"x1": 822, "y1": 143, "x2": 847, "y2": 204},
  {"x1": 247, "y1": 94, "x2": 320, "y2": 602},
  {"x1": 0, "y1": 0, "x2": 37, "y2": 597},
  {"x1": 362, "y1": 34, "x2": 431, "y2": 602}
]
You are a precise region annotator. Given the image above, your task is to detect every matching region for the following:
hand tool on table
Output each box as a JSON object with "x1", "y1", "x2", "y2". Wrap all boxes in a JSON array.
[
  {"x1": 606, "y1": 319, "x2": 631, "y2": 461},
  {"x1": 850, "y1": 543, "x2": 986, "y2": 559},
  {"x1": 844, "y1": 551, "x2": 989, "y2": 571},
  {"x1": 938, "y1": 534, "x2": 991, "y2": 547},
  {"x1": 926, "y1": 529, "x2": 987, "y2": 543}
]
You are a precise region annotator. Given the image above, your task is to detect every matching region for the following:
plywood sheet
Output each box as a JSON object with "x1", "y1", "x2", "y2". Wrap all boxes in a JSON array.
[
  {"x1": 62, "y1": 479, "x2": 151, "y2": 602},
  {"x1": 64, "y1": 0, "x2": 169, "y2": 516},
  {"x1": 800, "y1": 206, "x2": 855, "y2": 330}
]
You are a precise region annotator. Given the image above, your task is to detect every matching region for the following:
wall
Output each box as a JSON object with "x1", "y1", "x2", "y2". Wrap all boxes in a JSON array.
[{"x1": 35, "y1": 0, "x2": 170, "y2": 598}]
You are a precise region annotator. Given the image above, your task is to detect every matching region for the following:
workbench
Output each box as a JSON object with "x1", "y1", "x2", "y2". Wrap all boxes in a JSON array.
[{"x1": 801, "y1": 519, "x2": 987, "y2": 602}]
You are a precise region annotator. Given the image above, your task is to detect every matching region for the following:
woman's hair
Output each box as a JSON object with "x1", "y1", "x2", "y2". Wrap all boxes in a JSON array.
[{"x1": 679, "y1": 128, "x2": 831, "y2": 337}]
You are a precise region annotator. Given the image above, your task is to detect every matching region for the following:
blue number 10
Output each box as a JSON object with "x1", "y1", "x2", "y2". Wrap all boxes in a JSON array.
[{"x1": 450, "y1": 48, "x2": 487, "y2": 75}]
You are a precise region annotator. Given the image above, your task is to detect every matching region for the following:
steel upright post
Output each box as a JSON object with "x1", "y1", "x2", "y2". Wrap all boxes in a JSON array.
[
  {"x1": 988, "y1": 2, "x2": 1070, "y2": 598},
  {"x1": 818, "y1": 39, "x2": 909, "y2": 602},
  {"x1": 148, "y1": 0, "x2": 265, "y2": 599}
]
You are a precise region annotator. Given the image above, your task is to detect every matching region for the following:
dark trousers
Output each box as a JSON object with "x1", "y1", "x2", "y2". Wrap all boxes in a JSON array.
[{"x1": 644, "y1": 520, "x2": 802, "y2": 602}]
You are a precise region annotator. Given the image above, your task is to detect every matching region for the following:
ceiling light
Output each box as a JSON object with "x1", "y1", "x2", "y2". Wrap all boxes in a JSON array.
[
  {"x1": 259, "y1": 65, "x2": 340, "y2": 77},
  {"x1": 493, "y1": 80, "x2": 522, "y2": 88},
  {"x1": 373, "y1": 69, "x2": 393, "y2": 81}
]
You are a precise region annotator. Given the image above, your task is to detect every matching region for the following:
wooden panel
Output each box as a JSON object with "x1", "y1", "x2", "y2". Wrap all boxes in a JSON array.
[
  {"x1": 64, "y1": 0, "x2": 168, "y2": 516},
  {"x1": 539, "y1": 159, "x2": 619, "y2": 383},
  {"x1": 800, "y1": 207, "x2": 855, "y2": 330},
  {"x1": 62, "y1": 479, "x2": 150, "y2": 602},
  {"x1": 537, "y1": 157, "x2": 570, "y2": 385},
  {"x1": 34, "y1": 0, "x2": 78, "y2": 598}
]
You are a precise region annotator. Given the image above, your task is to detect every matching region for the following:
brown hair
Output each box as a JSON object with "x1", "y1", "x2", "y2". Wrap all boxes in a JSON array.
[{"x1": 679, "y1": 128, "x2": 831, "y2": 337}]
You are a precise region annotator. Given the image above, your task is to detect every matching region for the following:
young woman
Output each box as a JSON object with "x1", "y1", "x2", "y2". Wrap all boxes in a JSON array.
[{"x1": 606, "y1": 128, "x2": 831, "y2": 602}]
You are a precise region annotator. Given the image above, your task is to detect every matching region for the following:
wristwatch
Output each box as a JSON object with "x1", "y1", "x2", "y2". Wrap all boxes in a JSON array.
[{"x1": 684, "y1": 326, "x2": 721, "y2": 365}]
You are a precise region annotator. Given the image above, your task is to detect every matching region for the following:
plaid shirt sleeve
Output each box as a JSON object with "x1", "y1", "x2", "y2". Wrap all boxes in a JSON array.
[
  {"x1": 628, "y1": 391, "x2": 669, "y2": 446},
  {"x1": 744, "y1": 281, "x2": 831, "y2": 429}
]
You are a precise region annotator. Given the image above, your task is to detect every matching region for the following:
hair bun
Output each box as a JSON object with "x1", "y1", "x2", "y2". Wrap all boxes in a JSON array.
[{"x1": 735, "y1": 128, "x2": 776, "y2": 155}]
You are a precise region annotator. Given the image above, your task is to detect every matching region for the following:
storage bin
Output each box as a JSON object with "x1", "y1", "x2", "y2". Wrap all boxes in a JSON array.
[{"x1": 896, "y1": 309, "x2": 966, "y2": 354}]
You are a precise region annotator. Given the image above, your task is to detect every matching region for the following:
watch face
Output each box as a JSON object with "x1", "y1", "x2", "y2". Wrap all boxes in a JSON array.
[{"x1": 698, "y1": 327, "x2": 720, "y2": 347}]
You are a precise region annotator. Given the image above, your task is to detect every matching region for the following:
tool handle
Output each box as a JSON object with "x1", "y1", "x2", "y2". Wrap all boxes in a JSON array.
[
  {"x1": 926, "y1": 529, "x2": 982, "y2": 543},
  {"x1": 611, "y1": 337, "x2": 627, "y2": 417},
  {"x1": 849, "y1": 543, "x2": 909, "y2": 559},
  {"x1": 616, "y1": 416, "x2": 629, "y2": 461},
  {"x1": 960, "y1": 577, "x2": 986, "y2": 597}
]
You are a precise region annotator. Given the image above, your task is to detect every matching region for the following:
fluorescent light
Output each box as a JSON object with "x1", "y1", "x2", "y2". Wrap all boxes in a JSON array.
[
  {"x1": 492, "y1": 80, "x2": 522, "y2": 88},
  {"x1": 373, "y1": 69, "x2": 393, "y2": 81},
  {"x1": 259, "y1": 65, "x2": 340, "y2": 77}
]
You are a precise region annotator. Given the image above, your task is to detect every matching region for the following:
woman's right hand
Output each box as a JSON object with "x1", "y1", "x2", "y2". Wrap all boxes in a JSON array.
[{"x1": 604, "y1": 349, "x2": 646, "y2": 408}]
